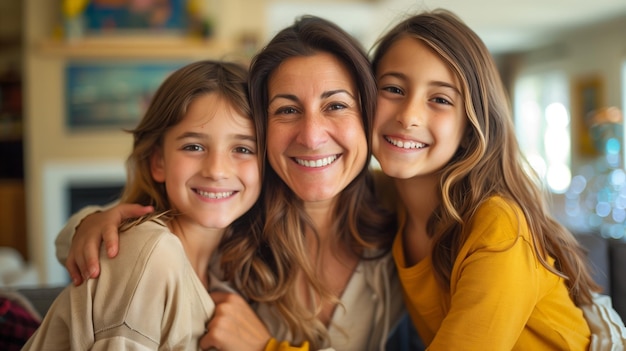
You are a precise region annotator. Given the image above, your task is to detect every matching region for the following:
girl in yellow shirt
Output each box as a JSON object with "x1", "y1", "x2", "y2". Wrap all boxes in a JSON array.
[{"x1": 370, "y1": 9, "x2": 600, "y2": 350}]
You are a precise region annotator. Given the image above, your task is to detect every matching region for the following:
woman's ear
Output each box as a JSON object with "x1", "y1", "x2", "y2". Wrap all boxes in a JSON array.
[{"x1": 150, "y1": 148, "x2": 166, "y2": 182}]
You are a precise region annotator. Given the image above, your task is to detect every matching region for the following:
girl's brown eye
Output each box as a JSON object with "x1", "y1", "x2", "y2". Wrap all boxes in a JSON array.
[
  {"x1": 182, "y1": 144, "x2": 203, "y2": 152},
  {"x1": 382, "y1": 86, "x2": 403, "y2": 95},
  {"x1": 432, "y1": 97, "x2": 452, "y2": 105},
  {"x1": 235, "y1": 146, "x2": 254, "y2": 154}
]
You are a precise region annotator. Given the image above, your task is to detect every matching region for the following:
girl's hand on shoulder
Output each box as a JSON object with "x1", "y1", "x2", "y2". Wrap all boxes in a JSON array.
[
  {"x1": 66, "y1": 203, "x2": 153, "y2": 286},
  {"x1": 199, "y1": 291, "x2": 271, "y2": 351}
]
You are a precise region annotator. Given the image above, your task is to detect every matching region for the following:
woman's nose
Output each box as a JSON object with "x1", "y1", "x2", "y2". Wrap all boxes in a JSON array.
[{"x1": 296, "y1": 111, "x2": 329, "y2": 149}]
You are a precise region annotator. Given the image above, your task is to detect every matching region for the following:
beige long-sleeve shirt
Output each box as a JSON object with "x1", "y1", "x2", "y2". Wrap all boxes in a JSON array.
[
  {"x1": 53, "y1": 205, "x2": 406, "y2": 351},
  {"x1": 24, "y1": 220, "x2": 215, "y2": 350}
]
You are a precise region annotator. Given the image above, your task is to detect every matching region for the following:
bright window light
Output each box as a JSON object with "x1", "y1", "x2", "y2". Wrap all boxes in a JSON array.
[{"x1": 514, "y1": 72, "x2": 570, "y2": 193}]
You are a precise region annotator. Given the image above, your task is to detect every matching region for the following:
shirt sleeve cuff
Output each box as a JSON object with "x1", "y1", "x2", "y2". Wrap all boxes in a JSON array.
[{"x1": 264, "y1": 338, "x2": 310, "y2": 351}]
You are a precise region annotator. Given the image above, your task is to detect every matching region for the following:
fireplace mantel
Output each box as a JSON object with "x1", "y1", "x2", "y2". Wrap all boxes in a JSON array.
[{"x1": 41, "y1": 160, "x2": 126, "y2": 284}]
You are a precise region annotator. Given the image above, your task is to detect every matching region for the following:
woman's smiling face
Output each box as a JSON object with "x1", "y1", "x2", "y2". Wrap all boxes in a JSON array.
[{"x1": 266, "y1": 52, "x2": 368, "y2": 203}]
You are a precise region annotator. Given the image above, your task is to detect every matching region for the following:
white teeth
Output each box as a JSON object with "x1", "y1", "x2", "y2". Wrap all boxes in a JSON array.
[
  {"x1": 385, "y1": 136, "x2": 425, "y2": 149},
  {"x1": 196, "y1": 190, "x2": 234, "y2": 199},
  {"x1": 295, "y1": 155, "x2": 338, "y2": 168}
]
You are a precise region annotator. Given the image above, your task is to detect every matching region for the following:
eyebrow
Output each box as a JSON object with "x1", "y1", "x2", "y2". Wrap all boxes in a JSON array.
[
  {"x1": 269, "y1": 89, "x2": 356, "y2": 104},
  {"x1": 176, "y1": 131, "x2": 256, "y2": 142},
  {"x1": 379, "y1": 72, "x2": 461, "y2": 96},
  {"x1": 321, "y1": 89, "x2": 355, "y2": 100}
]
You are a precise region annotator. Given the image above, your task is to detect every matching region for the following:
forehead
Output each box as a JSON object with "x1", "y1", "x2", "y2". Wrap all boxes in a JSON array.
[
  {"x1": 268, "y1": 52, "x2": 356, "y2": 92},
  {"x1": 379, "y1": 37, "x2": 459, "y2": 81},
  {"x1": 179, "y1": 93, "x2": 253, "y2": 128},
  {"x1": 380, "y1": 36, "x2": 437, "y2": 66}
]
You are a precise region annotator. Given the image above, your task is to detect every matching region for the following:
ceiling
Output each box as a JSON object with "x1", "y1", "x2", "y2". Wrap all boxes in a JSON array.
[
  {"x1": 384, "y1": 0, "x2": 626, "y2": 54},
  {"x1": 269, "y1": 0, "x2": 626, "y2": 55}
]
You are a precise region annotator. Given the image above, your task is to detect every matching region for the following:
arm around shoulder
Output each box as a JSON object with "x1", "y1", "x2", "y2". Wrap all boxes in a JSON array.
[{"x1": 55, "y1": 204, "x2": 111, "y2": 264}]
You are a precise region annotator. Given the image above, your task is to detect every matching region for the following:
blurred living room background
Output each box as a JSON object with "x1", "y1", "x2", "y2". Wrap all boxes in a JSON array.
[{"x1": 1, "y1": 0, "x2": 625, "y2": 317}]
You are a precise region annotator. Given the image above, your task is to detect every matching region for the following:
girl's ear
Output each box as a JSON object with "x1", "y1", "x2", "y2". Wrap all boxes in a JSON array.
[{"x1": 150, "y1": 148, "x2": 166, "y2": 182}]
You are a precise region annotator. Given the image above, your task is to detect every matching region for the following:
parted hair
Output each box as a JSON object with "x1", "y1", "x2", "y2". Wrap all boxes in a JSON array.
[
  {"x1": 219, "y1": 15, "x2": 397, "y2": 348},
  {"x1": 371, "y1": 9, "x2": 600, "y2": 305},
  {"x1": 119, "y1": 60, "x2": 263, "y2": 232}
]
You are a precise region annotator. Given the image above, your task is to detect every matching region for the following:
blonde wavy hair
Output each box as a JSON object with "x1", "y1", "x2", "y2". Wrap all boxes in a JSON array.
[{"x1": 371, "y1": 9, "x2": 600, "y2": 305}]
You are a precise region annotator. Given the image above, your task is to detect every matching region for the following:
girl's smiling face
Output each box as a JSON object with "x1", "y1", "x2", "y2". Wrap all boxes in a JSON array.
[
  {"x1": 151, "y1": 92, "x2": 260, "y2": 231},
  {"x1": 373, "y1": 36, "x2": 467, "y2": 181}
]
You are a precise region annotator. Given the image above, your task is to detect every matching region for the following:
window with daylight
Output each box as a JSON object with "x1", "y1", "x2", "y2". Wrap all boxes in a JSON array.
[{"x1": 513, "y1": 71, "x2": 571, "y2": 194}]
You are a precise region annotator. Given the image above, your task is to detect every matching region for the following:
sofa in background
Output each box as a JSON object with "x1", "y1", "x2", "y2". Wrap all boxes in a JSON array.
[{"x1": 575, "y1": 233, "x2": 626, "y2": 320}]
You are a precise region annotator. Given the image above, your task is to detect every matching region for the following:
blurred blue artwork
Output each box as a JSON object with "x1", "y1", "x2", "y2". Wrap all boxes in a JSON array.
[
  {"x1": 66, "y1": 61, "x2": 187, "y2": 129},
  {"x1": 564, "y1": 107, "x2": 625, "y2": 239},
  {"x1": 84, "y1": 0, "x2": 188, "y2": 34}
]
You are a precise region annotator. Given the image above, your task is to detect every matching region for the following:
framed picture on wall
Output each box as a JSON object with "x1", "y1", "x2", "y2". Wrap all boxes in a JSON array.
[
  {"x1": 65, "y1": 61, "x2": 188, "y2": 130},
  {"x1": 82, "y1": 0, "x2": 189, "y2": 35},
  {"x1": 573, "y1": 76, "x2": 605, "y2": 156}
]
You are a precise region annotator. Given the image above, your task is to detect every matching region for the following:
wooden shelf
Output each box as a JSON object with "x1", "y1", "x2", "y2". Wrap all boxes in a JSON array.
[{"x1": 35, "y1": 36, "x2": 237, "y2": 59}]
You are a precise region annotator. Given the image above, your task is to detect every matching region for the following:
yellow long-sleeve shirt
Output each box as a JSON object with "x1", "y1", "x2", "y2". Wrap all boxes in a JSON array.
[{"x1": 394, "y1": 196, "x2": 591, "y2": 350}]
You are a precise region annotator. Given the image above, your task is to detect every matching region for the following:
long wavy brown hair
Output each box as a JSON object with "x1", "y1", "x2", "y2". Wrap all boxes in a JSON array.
[
  {"x1": 219, "y1": 16, "x2": 397, "y2": 348},
  {"x1": 371, "y1": 9, "x2": 599, "y2": 305},
  {"x1": 119, "y1": 60, "x2": 264, "y2": 235}
]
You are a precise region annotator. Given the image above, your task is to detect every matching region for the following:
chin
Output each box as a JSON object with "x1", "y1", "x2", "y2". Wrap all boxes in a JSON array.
[{"x1": 379, "y1": 165, "x2": 412, "y2": 180}]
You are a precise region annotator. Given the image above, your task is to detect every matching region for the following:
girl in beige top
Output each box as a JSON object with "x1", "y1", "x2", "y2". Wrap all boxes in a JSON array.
[{"x1": 23, "y1": 60, "x2": 265, "y2": 350}]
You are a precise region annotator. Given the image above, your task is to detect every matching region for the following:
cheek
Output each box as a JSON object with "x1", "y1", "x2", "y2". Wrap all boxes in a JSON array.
[
  {"x1": 342, "y1": 120, "x2": 368, "y2": 162},
  {"x1": 244, "y1": 163, "x2": 262, "y2": 193},
  {"x1": 266, "y1": 124, "x2": 288, "y2": 166},
  {"x1": 347, "y1": 116, "x2": 367, "y2": 143},
  {"x1": 374, "y1": 100, "x2": 395, "y2": 128},
  {"x1": 437, "y1": 116, "x2": 466, "y2": 148},
  {"x1": 373, "y1": 107, "x2": 384, "y2": 132},
  {"x1": 451, "y1": 115, "x2": 468, "y2": 141}
]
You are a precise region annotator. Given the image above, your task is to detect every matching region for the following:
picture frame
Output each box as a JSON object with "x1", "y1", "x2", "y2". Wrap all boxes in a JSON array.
[
  {"x1": 82, "y1": 0, "x2": 189, "y2": 35},
  {"x1": 573, "y1": 76, "x2": 605, "y2": 156},
  {"x1": 65, "y1": 61, "x2": 188, "y2": 130}
]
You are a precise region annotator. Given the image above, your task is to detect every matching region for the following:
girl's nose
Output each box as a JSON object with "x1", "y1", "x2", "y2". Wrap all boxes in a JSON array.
[
  {"x1": 202, "y1": 151, "x2": 229, "y2": 180},
  {"x1": 396, "y1": 96, "x2": 423, "y2": 129}
]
